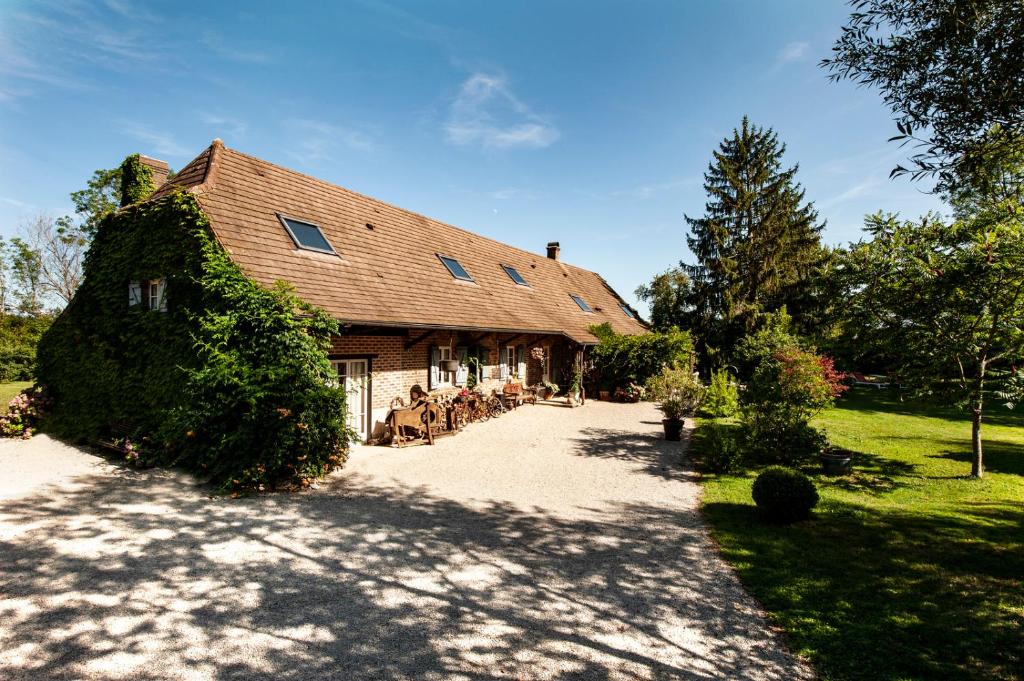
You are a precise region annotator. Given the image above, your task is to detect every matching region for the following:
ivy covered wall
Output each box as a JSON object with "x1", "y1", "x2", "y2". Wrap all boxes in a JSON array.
[{"x1": 36, "y1": 190, "x2": 353, "y2": 490}]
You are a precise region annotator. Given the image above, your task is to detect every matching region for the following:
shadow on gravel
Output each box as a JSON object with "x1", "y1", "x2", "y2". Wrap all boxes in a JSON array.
[
  {"x1": 568, "y1": 426, "x2": 686, "y2": 479},
  {"x1": 0, "y1": 456, "x2": 803, "y2": 680}
]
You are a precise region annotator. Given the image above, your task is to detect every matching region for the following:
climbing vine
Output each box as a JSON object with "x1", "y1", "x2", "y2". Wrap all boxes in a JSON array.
[
  {"x1": 118, "y1": 153, "x2": 155, "y2": 206},
  {"x1": 36, "y1": 189, "x2": 355, "y2": 490}
]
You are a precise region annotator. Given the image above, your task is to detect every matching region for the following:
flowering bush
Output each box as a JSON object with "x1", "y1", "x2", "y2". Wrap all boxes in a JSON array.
[
  {"x1": 645, "y1": 366, "x2": 705, "y2": 418},
  {"x1": 740, "y1": 344, "x2": 846, "y2": 465},
  {"x1": 614, "y1": 382, "x2": 646, "y2": 403},
  {"x1": 0, "y1": 388, "x2": 51, "y2": 439}
]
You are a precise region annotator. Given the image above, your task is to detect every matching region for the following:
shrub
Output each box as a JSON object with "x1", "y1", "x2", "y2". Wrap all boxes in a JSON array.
[
  {"x1": 751, "y1": 466, "x2": 819, "y2": 523},
  {"x1": 734, "y1": 308, "x2": 800, "y2": 378},
  {"x1": 0, "y1": 387, "x2": 51, "y2": 439},
  {"x1": 702, "y1": 368, "x2": 740, "y2": 417},
  {"x1": 589, "y1": 323, "x2": 694, "y2": 389},
  {"x1": 740, "y1": 344, "x2": 846, "y2": 465},
  {"x1": 646, "y1": 366, "x2": 705, "y2": 419},
  {"x1": 699, "y1": 421, "x2": 744, "y2": 473},
  {"x1": 0, "y1": 314, "x2": 53, "y2": 381},
  {"x1": 613, "y1": 382, "x2": 645, "y2": 402}
]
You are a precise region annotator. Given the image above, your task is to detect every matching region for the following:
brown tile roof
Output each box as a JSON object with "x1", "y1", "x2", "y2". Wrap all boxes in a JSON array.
[{"x1": 152, "y1": 140, "x2": 648, "y2": 344}]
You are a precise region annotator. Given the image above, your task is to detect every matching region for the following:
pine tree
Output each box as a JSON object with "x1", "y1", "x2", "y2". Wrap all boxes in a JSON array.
[{"x1": 683, "y1": 117, "x2": 823, "y2": 367}]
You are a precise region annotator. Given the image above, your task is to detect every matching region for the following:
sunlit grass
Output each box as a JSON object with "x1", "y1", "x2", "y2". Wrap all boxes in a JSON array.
[
  {"x1": 0, "y1": 381, "x2": 33, "y2": 413},
  {"x1": 698, "y1": 388, "x2": 1024, "y2": 681}
]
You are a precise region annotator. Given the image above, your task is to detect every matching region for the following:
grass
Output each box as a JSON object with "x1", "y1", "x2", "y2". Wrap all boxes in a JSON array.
[
  {"x1": 697, "y1": 388, "x2": 1024, "y2": 681},
  {"x1": 0, "y1": 381, "x2": 33, "y2": 412}
]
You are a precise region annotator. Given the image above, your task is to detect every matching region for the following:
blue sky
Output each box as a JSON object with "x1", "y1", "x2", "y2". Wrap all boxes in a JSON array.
[{"x1": 0, "y1": 0, "x2": 942, "y2": 314}]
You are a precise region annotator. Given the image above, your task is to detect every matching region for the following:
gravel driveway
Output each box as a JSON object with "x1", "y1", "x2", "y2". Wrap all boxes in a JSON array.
[{"x1": 0, "y1": 401, "x2": 810, "y2": 680}]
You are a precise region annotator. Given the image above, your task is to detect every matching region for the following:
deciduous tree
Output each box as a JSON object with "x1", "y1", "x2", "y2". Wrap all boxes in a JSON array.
[
  {"x1": 823, "y1": 0, "x2": 1024, "y2": 184},
  {"x1": 841, "y1": 144, "x2": 1024, "y2": 477}
]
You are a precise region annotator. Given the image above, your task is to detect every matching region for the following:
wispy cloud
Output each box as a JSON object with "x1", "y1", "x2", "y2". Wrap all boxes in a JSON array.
[
  {"x1": 0, "y1": 196, "x2": 37, "y2": 210},
  {"x1": 611, "y1": 177, "x2": 699, "y2": 200},
  {"x1": 0, "y1": 3, "x2": 170, "y2": 102},
  {"x1": 119, "y1": 122, "x2": 190, "y2": 157},
  {"x1": 101, "y1": 0, "x2": 160, "y2": 22},
  {"x1": 200, "y1": 31, "x2": 273, "y2": 64},
  {"x1": 202, "y1": 113, "x2": 249, "y2": 140},
  {"x1": 445, "y1": 74, "x2": 559, "y2": 150},
  {"x1": 489, "y1": 187, "x2": 537, "y2": 201},
  {"x1": 820, "y1": 177, "x2": 883, "y2": 210},
  {"x1": 284, "y1": 119, "x2": 376, "y2": 161},
  {"x1": 776, "y1": 41, "x2": 809, "y2": 66}
]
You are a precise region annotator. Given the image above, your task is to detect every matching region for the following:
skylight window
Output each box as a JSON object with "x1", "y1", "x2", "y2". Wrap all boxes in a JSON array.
[
  {"x1": 570, "y1": 294, "x2": 593, "y2": 312},
  {"x1": 438, "y1": 254, "x2": 474, "y2": 282},
  {"x1": 501, "y1": 264, "x2": 529, "y2": 286},
  {"x1": 278, "y1": 215, "x2": 336, "y2": 254},
  {"x1": 621, "y1": 304, "x2": 636, "y2": 318}
]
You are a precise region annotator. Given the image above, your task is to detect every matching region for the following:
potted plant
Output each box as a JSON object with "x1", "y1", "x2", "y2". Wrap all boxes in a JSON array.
[
  {"x1": 440, "y1": 357, "x2": 460, "y2": 373},
  {"x1": 542, "y1": 381, "x2": 559, "y2": 400},
  {"x1": 658, "y1": 396, "x2": 688, "y2": 441},
  {"x1": 646, "y1": 366, "x2": 706, "y2": 441},
  {"x1": 567, "y1": 371, "x2": 583, "y2": 407},
  {"x1": 820, "y1": 446, "x2": 853, "y2": 475}
]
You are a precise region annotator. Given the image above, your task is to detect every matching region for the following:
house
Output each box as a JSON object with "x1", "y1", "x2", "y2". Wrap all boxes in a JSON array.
[{"x1": 70, "y1": 140, "x2": 648, "y2": 443}]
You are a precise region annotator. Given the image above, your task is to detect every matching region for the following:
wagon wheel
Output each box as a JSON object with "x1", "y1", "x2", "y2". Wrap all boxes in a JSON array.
[
  {"x1": 488, "y1": 398, "x2": 504, "y2": 418},
  {"x1": 420, "y1": 407, "x2": 438, "y2": 426}
]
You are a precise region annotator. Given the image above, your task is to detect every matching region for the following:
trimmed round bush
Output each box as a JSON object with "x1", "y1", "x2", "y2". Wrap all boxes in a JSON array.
[{"x1": 751, "y1": 466, "x2": 819, "y2": 523}]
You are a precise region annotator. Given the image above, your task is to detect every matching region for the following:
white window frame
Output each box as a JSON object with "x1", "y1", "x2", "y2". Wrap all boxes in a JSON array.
[
  {"x1": 506, "y1": 346, "x2": 517, "y2": 380},
  {"x1": 438, "y1": 346, "x2": 455, "y2": 387}
]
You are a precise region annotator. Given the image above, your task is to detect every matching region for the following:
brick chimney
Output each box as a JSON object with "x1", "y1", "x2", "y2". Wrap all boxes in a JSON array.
[
  {"x1": 546, "y1": 241, "x2": 561, "y2": 261},
  {"x1": 139, "y1": 155, "x2": 170, "y2": 190}
]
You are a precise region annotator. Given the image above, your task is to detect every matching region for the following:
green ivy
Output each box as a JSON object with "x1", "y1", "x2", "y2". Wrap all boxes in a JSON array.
[
  {"x1": 36, "y1": 189, "x2": 355, "y2": 490},
  {"x1": 118, "y1": 154, "x2": 155, "y2": 207},
  {"x1": 588, "y1": 322, "x2": 694, "y2": 389}
]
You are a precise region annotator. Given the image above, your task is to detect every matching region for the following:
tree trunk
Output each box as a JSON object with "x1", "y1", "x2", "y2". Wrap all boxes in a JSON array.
[
  {"x1": 971, "y1": 363, "x2": 985, "y2": 479},
  {"x1": 971, "y1": 405, "x2": 984, "y2": 479}
]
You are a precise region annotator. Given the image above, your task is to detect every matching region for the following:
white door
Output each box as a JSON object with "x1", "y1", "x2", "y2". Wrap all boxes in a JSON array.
[{"x1": 334, "y1": 360, "x2": 369, "y2": 441}]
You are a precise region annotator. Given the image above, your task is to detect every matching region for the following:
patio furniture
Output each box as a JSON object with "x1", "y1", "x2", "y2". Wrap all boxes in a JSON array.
[
  {"x1": 850, "y1": 372, "x2": 890, "y2": 389},
  {"x1": 501, "y1": 382, "x2": 524, "y2": 410}
]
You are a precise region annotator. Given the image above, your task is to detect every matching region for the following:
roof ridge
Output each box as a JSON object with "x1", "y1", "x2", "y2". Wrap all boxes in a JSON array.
[{"x1": 218, "y1": 143, "x2": 601, "y2": 277}]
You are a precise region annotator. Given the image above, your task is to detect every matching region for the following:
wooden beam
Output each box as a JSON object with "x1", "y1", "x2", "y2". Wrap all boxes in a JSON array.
[
  {"x1": 500, "y1": 333, "x2": 525, "y2": 346},
  {"x1": 403, "y1": 330, "x2": 434, "y2": 350},
  {"x1": 465, "y1": 332, "x2": 491, "y2": 346}
]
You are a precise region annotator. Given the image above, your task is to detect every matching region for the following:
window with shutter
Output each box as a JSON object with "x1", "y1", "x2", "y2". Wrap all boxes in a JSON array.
[
  {"x1": 455, "y1": 347, "x2": 469, "y2": 386},
  {"x1": 429, "y1": 346, "x2": 440, "y2": 390},
  {"x1": 128, "y1": 280, "x2": 142, "y2": 307}
]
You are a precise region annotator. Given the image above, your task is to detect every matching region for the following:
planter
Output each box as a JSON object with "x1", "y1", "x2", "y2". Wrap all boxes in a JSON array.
[
  {"x1": 662, "y1": 417, "x2": 684, "y2": 441},
  {"x1": 543, "y1": 388, "x2": 554, "y2": 400},
  {"x1": 820, "y1": 452, "x2": 853, "y2": 476},
  {"x1": 567, "y1": 391, "x2": 581, "y2": 407},
  {"x1": 598, "y1": 390, "x2": 611, "y2": 401},
  {"x1": 439, "y1": 359, "x2": 460, "y2": 373}
]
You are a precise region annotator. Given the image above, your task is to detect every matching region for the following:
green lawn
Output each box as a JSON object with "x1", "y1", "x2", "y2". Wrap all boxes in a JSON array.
[
  {"x1": 697, "y1": 388, "x2": 1024, "y2": 681},
  {"x1": 0, "y1": 381, "x2": 33, "y2": 412}
]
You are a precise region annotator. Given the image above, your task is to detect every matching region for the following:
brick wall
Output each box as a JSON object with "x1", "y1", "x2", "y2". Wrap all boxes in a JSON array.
[{"x1": 329, "y1": 329, "x2": 570, "y2": 439}]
